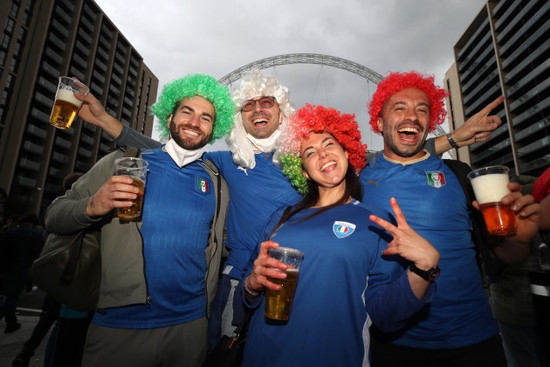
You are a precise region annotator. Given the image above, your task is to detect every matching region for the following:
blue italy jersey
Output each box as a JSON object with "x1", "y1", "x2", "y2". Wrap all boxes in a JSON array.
[
  {"x1": 206, "y1": 151, "x2": 302, "y2": 279},
  {"x1": 360, "y1": 153, "x2": 498, "y2": 348},
  {"x1": 93, "y1": 147, "x2": 216, "y2": 328},
  {"x1": 242, "y1": 202, "x2": 430, "y2": 367}
]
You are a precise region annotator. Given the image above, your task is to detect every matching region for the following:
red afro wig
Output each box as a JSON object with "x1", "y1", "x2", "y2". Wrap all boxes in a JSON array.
[
  {"x1": 281, "y1": 104, "x2": 367, "y2": 174},
  {"x1": 369, "y1": 71, "x2": 450, "y2": 134}
]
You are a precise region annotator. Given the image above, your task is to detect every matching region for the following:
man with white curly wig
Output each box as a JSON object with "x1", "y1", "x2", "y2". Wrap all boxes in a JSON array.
[
  {"x1": 85, "y1": 69, "x2": 303, "y2": 347},
  {"x1": 225, "y1": 69, "x2": 295, "y2": 169}
]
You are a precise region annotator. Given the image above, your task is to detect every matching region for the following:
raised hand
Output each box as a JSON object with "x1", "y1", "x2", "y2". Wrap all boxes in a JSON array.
[
  {"x1": 453, "y1": 96, "x2": 504, "y2": 146},
  {"x1": 369, "y1": 197, "x2": 439, "y2": 270},
  {"x1": 73, "y1": 78, "x2": 123, "y2": 138}
]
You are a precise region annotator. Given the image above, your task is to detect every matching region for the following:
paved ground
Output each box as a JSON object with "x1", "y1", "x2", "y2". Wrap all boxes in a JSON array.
[{"x1": 0, "y1": 289, "x2": 51, "y2": 367}]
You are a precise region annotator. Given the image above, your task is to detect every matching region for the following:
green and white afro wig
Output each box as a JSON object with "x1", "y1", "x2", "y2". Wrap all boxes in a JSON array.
[{"x1": 151, "y1": 74, "x2": 236, "y2": 142}]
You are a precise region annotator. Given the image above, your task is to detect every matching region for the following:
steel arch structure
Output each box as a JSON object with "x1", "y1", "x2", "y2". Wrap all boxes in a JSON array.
[
  {"x1": 218, "y1": 53, "x2": 446, "y2": 137},
  {"x1": 218, "y1": 53, "x2": 384, "y2": 85}
]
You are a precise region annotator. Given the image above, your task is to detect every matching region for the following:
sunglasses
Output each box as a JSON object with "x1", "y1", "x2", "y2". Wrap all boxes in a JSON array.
[{"x1": 241, "y1": 96, "x2": 276, "y2": 112}]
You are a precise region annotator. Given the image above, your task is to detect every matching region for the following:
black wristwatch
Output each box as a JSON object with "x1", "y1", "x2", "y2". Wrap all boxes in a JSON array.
[{"x1": 410, "y1": 263, "x2": 440, "y2": 282}]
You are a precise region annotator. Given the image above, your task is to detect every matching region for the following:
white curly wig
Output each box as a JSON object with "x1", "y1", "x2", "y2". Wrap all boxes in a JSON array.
[{"x1": 226, "y1": 69, "x2": 295, "y2": 169}]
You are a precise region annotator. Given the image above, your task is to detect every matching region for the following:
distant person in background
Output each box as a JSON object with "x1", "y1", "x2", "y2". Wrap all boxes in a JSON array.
[
  {"x1": 12, "y1": 172, "x2": 84, "y2": 367},
  {"x1": 533, "y1": 167, "x2": 550, "y2": 230},
  {"x1": 484, "y1": 175, "x2": 547, "y2": 367},
  {"x1": 531, "y1": 166, "x2": 550, "y2": 367},
  {"x1": 0, "y1": 188, "x2": 8, "y2": 227},
  {"x1": 0, "y1": 213, "x2": 45, "y2": 333},
  {"x1": 48, "y1": 171, "x2": 93, "y2": 367}
]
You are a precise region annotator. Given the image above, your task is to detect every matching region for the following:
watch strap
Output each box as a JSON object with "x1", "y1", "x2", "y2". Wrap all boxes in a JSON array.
[
  {"x1": 410, "y1": 263, "x2": 440, "y2": 282},
  {"x1": 447, "y1": 133, "x2": 459, "y2": 150}
]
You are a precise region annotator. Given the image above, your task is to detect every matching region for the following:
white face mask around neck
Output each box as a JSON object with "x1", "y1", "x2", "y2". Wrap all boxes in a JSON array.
[
  {"x1": 247, "y1": 130, "x2": 281, "y2": 153},
  {"x1": 164, "y1": 138, "x2": 204, "y2": 167}
]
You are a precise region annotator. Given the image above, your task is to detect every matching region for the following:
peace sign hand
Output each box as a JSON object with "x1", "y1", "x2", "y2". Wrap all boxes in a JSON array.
[{"x1": 369, "y1": 197, "x2": 439, "y2": 270}]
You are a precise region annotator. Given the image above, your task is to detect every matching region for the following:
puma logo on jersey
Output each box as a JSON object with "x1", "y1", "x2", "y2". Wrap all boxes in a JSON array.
[{"x1": 366, "y1": 178, "x2": 382, "y2": 188}]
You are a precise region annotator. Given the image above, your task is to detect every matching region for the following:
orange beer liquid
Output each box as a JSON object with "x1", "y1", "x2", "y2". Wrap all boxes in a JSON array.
[
  {"x1": 49, "y1": 99, "x2": 79, "y2": 129},
  {"x1": 265, "y1": 269, "x2": 299, "y2": 321},
  {"x1": 117, "y1": 177, "x2": 145, "y2": 222},
  {"x1": 480, "y1": 202, "x2": 517, "y2": 236}
]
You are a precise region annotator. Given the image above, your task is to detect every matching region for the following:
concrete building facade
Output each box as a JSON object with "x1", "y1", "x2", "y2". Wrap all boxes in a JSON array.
[
  {"x1": 0, "y1": 0, "x2": 158, "y2": 219},
  {"x1": 444, "y1": 0, "x2": 550, "y2": 177}
]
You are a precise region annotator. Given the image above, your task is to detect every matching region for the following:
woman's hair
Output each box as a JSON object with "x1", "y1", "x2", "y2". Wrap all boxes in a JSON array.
[
  {"x1": 152, "y1": 74, "x2": 235, "y2": 143},
  {"x1": 368, "y1": 71, "x2": 449, "y2": 134},
  {"x1": 269, "y1": 164, "x2": 361, "y2": 236}
]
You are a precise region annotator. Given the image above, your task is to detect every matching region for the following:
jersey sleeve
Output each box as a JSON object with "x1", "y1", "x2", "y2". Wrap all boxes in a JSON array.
[
  {"x1": 363, "y1": 206, "x2": 435, "y2": 333},
  {"x1": 114, "y1": 124, "x2": 161, "y2": 149}
]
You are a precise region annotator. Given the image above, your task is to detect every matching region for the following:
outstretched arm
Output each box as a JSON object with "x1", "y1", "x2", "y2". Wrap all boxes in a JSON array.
[
  {"x1": 74, "y1": 78, "x2": 160, "y2": 149},
  {"x1": 434, "y1": 96, "x2": 504, "y2": 155},
  {"x1": 76, "y1": 89, "x2": 124, "y2": 139}
]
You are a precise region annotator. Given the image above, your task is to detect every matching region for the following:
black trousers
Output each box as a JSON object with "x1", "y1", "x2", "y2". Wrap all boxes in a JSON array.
[
  {"x1": 20, "y1": 295, "x2": 60, "y2": 356},
  {"x1": 370, "y1": 334, "x2": 507, "y2": 367}
]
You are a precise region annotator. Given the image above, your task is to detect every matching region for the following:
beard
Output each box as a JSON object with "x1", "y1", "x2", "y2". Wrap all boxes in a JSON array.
[
  {"x1": 382, "y1": 120, "x2": 428, "y2": 158},
  {"x1": 169, "y1": 122, "x2": 212, "y2": 150}
]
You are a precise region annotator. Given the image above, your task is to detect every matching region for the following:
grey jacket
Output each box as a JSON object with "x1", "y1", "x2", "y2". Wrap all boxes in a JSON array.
[{"x1": 45, "y1": 148, "x2": 228, "y2": 314}]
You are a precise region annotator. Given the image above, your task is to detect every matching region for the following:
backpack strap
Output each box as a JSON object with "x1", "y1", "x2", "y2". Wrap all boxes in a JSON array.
[
  {"x1": 123, "y1": 146, "x2": 141, "y2": 158},
  {"x1": 201, "y1": 158, "x2": 229, "y2": 317},
  {"x1": 443, "y1": 159, "x2": 490, "y2": 272}
]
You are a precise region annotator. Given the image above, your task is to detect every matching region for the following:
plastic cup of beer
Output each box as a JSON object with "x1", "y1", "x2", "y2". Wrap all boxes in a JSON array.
[
  {"x1": 114, "y1": 157, "x2": 149, "y2": 222},
  {"x1": 265, "y1": 246, "x2": 304, "y2": 321},
  {"x1": 467, "y1": 165, "x2": 517, "y2": 236},
  {"x1": 49, "y1": 76, "x2": 89, "y2": 129}
]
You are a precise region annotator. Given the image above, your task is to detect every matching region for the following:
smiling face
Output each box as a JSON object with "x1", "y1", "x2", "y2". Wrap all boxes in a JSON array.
[
  {"x1": 300, "y1": 132, "x2": 349, "y2": 191},
  {"x1": 377, "y1": 88, "x2": 430, "y2": 162},
  {"x1": 241, "y1": 95, "x2": 282, "y2": 139},
  {"x1": 168, "y1": 95, "x2": 214, "y2": 150}
]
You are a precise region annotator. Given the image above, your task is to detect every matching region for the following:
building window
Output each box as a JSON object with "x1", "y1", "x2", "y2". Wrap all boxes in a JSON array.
[{"x1": 10, "y1": 1, "x2": 20, "y2": 18}]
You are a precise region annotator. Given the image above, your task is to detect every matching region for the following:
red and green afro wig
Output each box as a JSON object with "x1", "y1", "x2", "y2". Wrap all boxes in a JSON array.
[
  {"x1": 276, "y1": 104, "x2": 367, "y2": 195},
  {"x1": 369, "y1": 71, "x2": 449, "y2": 134}
]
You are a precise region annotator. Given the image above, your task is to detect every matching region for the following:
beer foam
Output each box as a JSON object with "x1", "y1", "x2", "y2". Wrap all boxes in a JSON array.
[
  {"x1": 470, "y1": 173, "x2": 510, "y2": 204},
  {"x1": 56, "y1": 88, "x2": 82, "y2": 107}
]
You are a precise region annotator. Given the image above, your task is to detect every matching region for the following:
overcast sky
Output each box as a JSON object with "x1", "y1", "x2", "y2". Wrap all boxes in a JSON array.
[{"x1": 94, "y1": 0, "x2": 486, "y2": 151}]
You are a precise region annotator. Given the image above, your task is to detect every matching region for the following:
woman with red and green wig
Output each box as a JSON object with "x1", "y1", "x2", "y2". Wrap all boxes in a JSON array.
[{"x1": 236, "y1": 104, "x2": 440, "y2": 367}]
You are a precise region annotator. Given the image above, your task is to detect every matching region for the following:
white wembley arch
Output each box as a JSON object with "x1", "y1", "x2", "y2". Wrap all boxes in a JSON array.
[{"x1": 217, "y1": 53, "x2": 446, "y2": 137}]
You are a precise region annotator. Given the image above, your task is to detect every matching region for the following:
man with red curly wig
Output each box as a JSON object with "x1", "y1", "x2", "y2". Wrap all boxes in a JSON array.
[{"x1": 361, "y1": 71, "x2": 541, "y2": 366}]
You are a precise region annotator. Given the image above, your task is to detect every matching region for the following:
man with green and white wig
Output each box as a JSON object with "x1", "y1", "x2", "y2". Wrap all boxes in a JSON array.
[{"x1": 46, "y1": 74, "x2": 234, "y2": 367}]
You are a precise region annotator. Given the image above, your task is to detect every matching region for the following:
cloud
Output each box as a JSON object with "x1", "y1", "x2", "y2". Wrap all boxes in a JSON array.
[{"x1": 95, "y1": 0, "x2": 486, "y2": 146}]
